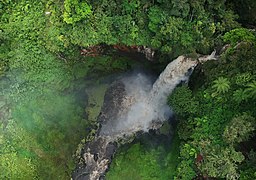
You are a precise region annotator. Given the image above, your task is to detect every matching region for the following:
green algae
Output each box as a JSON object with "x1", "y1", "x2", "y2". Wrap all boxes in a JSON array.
[{"x1": 85, "y1": 84, "x2": 108, "y2": 122}]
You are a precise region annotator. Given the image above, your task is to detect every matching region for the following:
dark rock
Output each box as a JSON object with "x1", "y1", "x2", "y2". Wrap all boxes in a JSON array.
[
  {"x1": 72, "y1": 167, "x2": 90, "y2": 180},
  {"x1": 97, "y1": 81, "x2": 126, "y2": 126},
  {"x1": 72, "y1": 81, "x2": 126, "y2": 180}
]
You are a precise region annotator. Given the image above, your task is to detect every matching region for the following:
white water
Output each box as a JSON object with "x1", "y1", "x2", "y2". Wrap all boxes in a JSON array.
[
  {"x1": 100, "y1": 55, "x2": 199, "y2": 138},
  {"x1": 84, "y1": 53, "x2": 216, "y2": 180}
]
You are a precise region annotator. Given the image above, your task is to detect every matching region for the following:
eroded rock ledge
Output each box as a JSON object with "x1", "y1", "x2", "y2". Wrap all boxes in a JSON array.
[
  {"x1": 80, "y1": 45, "x2": 155, "y2": 61},
  {"x1": 72, "y1": 81, "x2": 127, "y2": 180}
]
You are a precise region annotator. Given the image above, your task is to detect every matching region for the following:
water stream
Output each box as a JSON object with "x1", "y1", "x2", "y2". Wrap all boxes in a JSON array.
[{"x1": 100, "y1": 56, "x2": 198, "y2": 138}]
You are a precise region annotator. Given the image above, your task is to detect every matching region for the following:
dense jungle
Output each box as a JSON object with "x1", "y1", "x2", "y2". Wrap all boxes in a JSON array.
[{"x1": 0, "y1": 0, "x2": 256, "y2": 179}]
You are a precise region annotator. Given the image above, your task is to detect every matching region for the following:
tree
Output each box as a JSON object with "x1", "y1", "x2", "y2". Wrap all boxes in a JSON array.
[
  {"x1": 199, "y1": 145, "x2": 244, "y2": 180},
  {"x1": 245, "y1": 81, "x2": 256, "y2": 99},
  {"x1": 148, "y1": 6, "x2": 168, "y2": 33},
  {"x1": 223, "y1": 114, "x2": 255, "y2": 144},
  {"x1": 235, "y1": 73, "x2": 252, "y2": 86},
  {"x1": 175, "y1": 160, "x2": 196, "y2": 180},
  {"x1": 232, "y1": 89, "x2": 249, "y2": 103},
  {"x1": 212, "y1": 77, "x2": 230, "y2": 94},
  {"x1": 0, "y1": 121, "x2": 37, "y2": 179},
  {"x1": 168, "y1": 85, "x2": 199, "y2": 116},
  {"x1": 231, "y1": 0, "x2": 256, "y2": 26},
  {"x1": 63, "y1": 0, "x2": 93, "y2": 24},
  {"x1": 223, "y1": 28, "x2": 256, "y2": 46}
]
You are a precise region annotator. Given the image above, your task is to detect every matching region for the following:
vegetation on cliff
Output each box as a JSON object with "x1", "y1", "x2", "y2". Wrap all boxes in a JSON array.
[{"x1": 168, "y1": 38, "x2": 256, "y2": 179}]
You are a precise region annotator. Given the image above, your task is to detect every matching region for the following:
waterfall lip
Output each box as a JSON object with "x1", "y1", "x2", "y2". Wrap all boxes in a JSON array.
[{"x1": 198, "y1": 50, "x2": 218, "y2": 63}]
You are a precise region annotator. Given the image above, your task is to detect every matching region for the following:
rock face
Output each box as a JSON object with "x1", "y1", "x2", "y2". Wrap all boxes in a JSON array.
[
  {"x1": 80, "y1": 137, "x2": 116, "y2": 180},
  {"x1": 72, "y1": 81, "x2": 127, "y2": 180},
  {"x1": 97, "y1": 81, "x2": 126, "y2": 127},
  {"x1": 137, "y1": 46, "x2": 155, "y2": 61},
  {"x1": 80, "y1": 45, "x2": 155, "y2": 61},
  {"x1": 72, "y1": 137, "x2": 115, "y2": 180}
]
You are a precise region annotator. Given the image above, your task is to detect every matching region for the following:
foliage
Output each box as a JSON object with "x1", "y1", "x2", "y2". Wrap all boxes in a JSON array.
[
  {"x1": 168, "y1": 42, "x2": 256, "y2": 179},
  {"x1": 232, "y1": 89, "x2": 249, "y2": 103},
  {"x1": 223, "y1": 114, "x2": 255, "y2": 144},
  {"x1": 0, "y1": 121, "x2": 37, "y2": 179},
  {"x1": 245, "y1": 81, "x2": 256, "y2": 99},
  {"x1": 0, "y1": 1, "x2": 136, "y2": 178},
  {"x1": 0, "y1": 0, "x2": 255, "y2": 179},
  {"x1": 167, "y1": 85, "x2": 199, "y2": 116},
  {"x1": 175, "y1": 160, "x2": 196, "y2": 180},
  {"x1": 199, "y1": 146, "x2": 244, "y2": 180},
  {"x1": 223, "y1": 28, "x2": 256, "y2": 46},
  {"x1": 148, "y1": 6, "x2": 167, "y2": 33},
  {"x1": 5, "y1": 88, "x2": 88, "y2": 178},
  {"x1": 107, "y1": 136, "x2": 181, "y2": 180},
  {"x1": 107, "y1": 143, "x2": 165, "y2": 179},
  {"x1": 230, "y1": 0, "x2": 256, "y2": 25},
  {"x1": 40, "y1": 0, "x2": 240, "y2": 56},
  {"x1": 240, "y1": 150, "x2": 256, "y2": 179},
  {"x1": 63, "y1": 0, "x2": 92, "y2": 24},
  {"x1": 212, "y1": 77, "x2": 230, "y2": 94}
]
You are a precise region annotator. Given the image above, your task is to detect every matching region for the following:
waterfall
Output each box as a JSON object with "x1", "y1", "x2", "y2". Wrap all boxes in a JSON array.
[
  {"x1": 73, "y1": 52, "x2": 217, "y2": 180},
  {"x1": 99, "y1": 55, "x2": 198, "y2": 139}
]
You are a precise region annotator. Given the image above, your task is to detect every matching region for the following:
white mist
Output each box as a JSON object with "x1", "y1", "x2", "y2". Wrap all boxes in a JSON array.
[{"x1": 100, "y1": 55, "x2": 198, "y2": 138}]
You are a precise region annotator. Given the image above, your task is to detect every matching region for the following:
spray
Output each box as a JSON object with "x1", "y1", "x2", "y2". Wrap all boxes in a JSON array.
[
  {"x1": 100, "y1": 55, "x2": 198, "y2": 138},
  {"x1": 76, "y1": 52, "x2": 217, "y2": 180}
]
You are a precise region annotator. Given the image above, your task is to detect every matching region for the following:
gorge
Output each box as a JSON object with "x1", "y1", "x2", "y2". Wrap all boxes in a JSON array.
[
  {"x1": 1, "y1": 1, "x2": 256, "y2": 179},
  {"x1": 73, "y1": 51, "x2": 217, "y2": 180}
]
